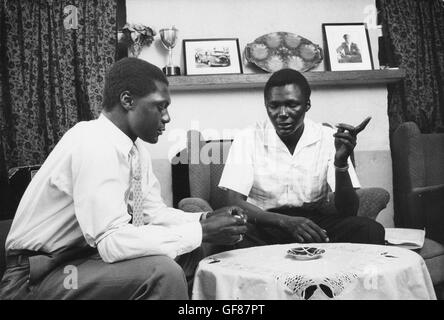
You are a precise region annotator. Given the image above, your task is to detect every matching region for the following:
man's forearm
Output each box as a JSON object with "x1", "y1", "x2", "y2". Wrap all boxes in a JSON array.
[
  {"x1": 227, "y1": 194, "x2": 286, "y2": 228},
  {"x1": 334, "y1": 169, "x2": 359, "y2": 216},
  {"x1": 97, "y1": 223, "x2": 202, "y2": 263},
  {"x1": 332, "y1": 116, "x2": 371, "y2": 216}
]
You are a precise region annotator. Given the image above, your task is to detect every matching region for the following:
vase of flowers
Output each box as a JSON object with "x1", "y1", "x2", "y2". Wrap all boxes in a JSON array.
[{"x1": 120, "y1": 23, "x2": 156, "y2": 57}]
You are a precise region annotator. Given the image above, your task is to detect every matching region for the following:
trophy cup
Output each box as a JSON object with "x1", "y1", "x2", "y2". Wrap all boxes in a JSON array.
[{"x1": 159, "y1": 26, "x2": 181, "y2": 76}]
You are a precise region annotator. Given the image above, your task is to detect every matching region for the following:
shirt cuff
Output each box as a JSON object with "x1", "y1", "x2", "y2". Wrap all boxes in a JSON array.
[
  {"x1": 172, "y1": 221, "x2": 203, "y2": 256},
  {"x1": 185, "y1": 211, "x2": 206, "y2": 222},
  {"x1": 218, "y1": 183, "x2": 250, "y2": 197}
]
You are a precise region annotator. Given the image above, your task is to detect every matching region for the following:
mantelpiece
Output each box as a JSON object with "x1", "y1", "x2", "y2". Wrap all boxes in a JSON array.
[{"x1": 168, "y1": 69, "x2": 405, "y2": 91}]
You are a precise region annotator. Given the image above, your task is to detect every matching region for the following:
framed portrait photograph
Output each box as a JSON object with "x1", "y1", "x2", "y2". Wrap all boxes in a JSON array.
[
  {"x1": 322, "y1": 23, "x2": 374, "y2": 71},
  {"x1": 183, "y1": 38, "x2": 243, "y2": 75}
]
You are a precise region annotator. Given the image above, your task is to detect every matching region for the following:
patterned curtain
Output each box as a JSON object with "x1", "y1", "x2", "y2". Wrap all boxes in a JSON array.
[
  {"x1": 0, "y1": 0, "x2": 117, "y2": 218},
  {"x1": 377, "y1": 0, "x2": 444, "y2": 134}
]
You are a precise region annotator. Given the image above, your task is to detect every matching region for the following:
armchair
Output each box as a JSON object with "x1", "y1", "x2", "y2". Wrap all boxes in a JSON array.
[
  {"x1": 0, "y1": 165, "x2": 40, "y2": 278},
  {"x1": 392, "y1": 121, "x2": 444, "y2": 293},
  {"x1": 0, "y1": 219, "x2": 12, "y2": 278}
]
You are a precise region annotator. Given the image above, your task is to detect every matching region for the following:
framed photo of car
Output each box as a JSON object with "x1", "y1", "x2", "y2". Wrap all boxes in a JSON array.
[
  {"x1": 183, "y1": 38, "x2": 243, "y2": 75},
  {"x1": 322, "y1": 23, "x2": 374, "y2": 71}
]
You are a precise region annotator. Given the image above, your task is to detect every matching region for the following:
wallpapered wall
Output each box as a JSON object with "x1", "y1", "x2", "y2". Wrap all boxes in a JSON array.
[{"x1": 126, "y1": 0, "x2": 394, "y2": 227}]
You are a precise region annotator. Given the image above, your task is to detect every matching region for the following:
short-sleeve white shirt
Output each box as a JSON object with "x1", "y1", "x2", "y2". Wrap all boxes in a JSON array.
[{"x1": 218, "y1": 118, "x2": 360, "y2": 210}]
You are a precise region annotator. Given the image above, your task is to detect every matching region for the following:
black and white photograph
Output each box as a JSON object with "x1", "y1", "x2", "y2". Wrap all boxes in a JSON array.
[
  {"x1": 0, "y1": 0, "x2": 443, "y2": 305},
  {"x1": 183, "y1": 38, "x2": 242, "y2": 75},
  {"x1": 322, "y1": 23, "x2": 374, "y2": 71}
]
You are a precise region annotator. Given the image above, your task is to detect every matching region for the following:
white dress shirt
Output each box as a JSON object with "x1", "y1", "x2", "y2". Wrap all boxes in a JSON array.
[
  {"x1": 218, "y1": 118, "x2": 360, "y2": 210},
  {"x1": 6, "y1": 114, "x2": 203, "y2": 263}
]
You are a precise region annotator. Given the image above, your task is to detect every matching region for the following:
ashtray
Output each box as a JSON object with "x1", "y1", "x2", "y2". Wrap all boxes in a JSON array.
[{"x1": 287, "y1": 247, "x2": 325, "y2": 260}]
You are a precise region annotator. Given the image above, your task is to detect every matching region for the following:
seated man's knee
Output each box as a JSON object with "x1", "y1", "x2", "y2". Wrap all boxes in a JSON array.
[
  {"x1": 133, "y1": 255, "x2": 188, "y2": 300},
  {"x1": 347, "y1": 217, "x2": 385, "y2": 245},
  {"x1": 365, "y1": 219, "x2": 385, "y2": 244},
  {"x1": 153, "y1": 256, "x2": 187, "y2": 287}
]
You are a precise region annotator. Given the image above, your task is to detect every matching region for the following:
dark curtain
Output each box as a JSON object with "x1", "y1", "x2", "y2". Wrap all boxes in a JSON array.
[
  {"x1": 0, "y1": 0, "x2": 117, "y2": 218},
  {"x1": 377, "y1": 0, "x2": 444, "y2": 134},
  {"x1": 116, "y1": 0, "x2": 128, "y2": 61}
]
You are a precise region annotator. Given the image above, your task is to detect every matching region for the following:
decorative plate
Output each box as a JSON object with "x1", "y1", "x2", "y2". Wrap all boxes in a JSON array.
[
  {"x1": 287, "y1": 247, "x2": 325, "y2": 260},
  {"x1": 244, "y1": 32, "x2": 323, "y2": 72}
]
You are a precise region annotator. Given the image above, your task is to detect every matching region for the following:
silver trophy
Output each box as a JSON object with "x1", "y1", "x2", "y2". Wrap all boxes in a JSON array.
[{"x1": 159, "y1": 26, "x2": 180, "y2": 76}]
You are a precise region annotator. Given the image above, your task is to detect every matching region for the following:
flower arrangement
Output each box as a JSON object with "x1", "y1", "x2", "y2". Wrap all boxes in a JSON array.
[{"x1": 120, "y1": 23, "x2": 156, "y2": 57}]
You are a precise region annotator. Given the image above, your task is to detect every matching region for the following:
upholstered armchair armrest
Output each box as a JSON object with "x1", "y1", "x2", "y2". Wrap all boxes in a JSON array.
[
  {"x1": 178, "y1": 197, "x2": 213, "y2": 213},
  {"x1": 355, "y1": 188, "x2": 390, "y2": 219},
  {"x1": 410, "y1": 184, "x2": 444, "y2": 244},
  {"x1": 405, "y1": 184, "x2": 444, "y2": 226},
  {"x1": 322, "y1": 187, "x2": 390, "y2": 220},
  {"x1": 411, "y1": 184, "x2": 444, "y2": 197}
]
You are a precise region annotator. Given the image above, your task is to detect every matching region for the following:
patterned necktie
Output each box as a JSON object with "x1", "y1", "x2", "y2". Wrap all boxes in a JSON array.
[{"x1": 127, "y1": 144, "x2": 144, "y2": 226}]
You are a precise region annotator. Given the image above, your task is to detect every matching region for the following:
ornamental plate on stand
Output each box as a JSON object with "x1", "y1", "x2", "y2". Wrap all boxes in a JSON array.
[{"x1": 245, "y1": 32, "x2": 323, "y2": 72}]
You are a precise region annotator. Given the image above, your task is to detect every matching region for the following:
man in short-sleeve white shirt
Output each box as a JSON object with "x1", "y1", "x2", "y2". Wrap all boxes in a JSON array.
[{"x1": 219, "y1": 69, "x2": 384, "y2": 246}]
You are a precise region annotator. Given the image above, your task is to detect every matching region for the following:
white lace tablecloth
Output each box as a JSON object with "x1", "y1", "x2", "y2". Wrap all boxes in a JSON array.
[{"x1": 192, "y1": 243, "x2": 436, "y2": 300}]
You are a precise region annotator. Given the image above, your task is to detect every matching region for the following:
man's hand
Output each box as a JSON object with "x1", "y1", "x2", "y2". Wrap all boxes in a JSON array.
[
  {"x1": 281, "y1": 216, "x2": 329, "y2": 243},
  {"x1": 334, "y1": 117, "x2": 371, "y2": 166},
  {"x1": 200, "y1": 206, "x2": 248, "y2": 245}
]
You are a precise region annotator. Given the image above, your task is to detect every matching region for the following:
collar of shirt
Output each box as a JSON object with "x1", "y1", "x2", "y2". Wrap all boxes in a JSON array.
[
  {"x1": 98, "y1": 113, "x2": 138, "y2": 159},
  {"x1": 263, "y1": 117, "x2": 321, "y2": 155}
]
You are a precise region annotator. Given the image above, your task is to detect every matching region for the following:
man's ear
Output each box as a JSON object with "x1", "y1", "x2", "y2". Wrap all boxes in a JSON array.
[
  {"x1": 120, "y1": 91, "x2": 134, "y2": 111},
  {"x1": 305, "y1": 99, "x2": 311, "y2": 112}
]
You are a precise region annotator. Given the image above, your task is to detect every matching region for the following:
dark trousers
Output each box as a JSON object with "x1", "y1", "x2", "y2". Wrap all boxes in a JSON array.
[
  {"x1": 0, "y1": 247, "x2": 203, "y2": 300},
  {"x1": 237, "y1": 207, "x2": 385, "y2": 249}
]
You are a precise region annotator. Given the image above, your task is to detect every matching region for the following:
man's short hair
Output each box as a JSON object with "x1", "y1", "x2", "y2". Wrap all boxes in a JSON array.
[
  {"x1": 264, "y1": 68, "x2": 311, "y2": 103},
  {"x1": 102, "y1": 58, "x2": 169, "y2": 111}
]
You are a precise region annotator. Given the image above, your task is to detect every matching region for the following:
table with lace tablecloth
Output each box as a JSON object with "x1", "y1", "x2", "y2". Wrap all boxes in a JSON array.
[{"x1": 192, "y1": 243, "x2": 436, "y2": 300}]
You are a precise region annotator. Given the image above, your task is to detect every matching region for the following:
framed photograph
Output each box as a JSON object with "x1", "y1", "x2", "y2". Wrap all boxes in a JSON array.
[
  {"x1": 183, "y1": 38, "x2": 243, "y2": 75},
  {"x1": 322, "y1": 23, "x2": 374, "y2": 71}
]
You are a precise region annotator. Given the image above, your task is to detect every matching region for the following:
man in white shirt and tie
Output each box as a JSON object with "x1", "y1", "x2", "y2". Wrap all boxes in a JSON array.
[{"x1": 0, "y1": 58, "x2": 247, "y2": 300}]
